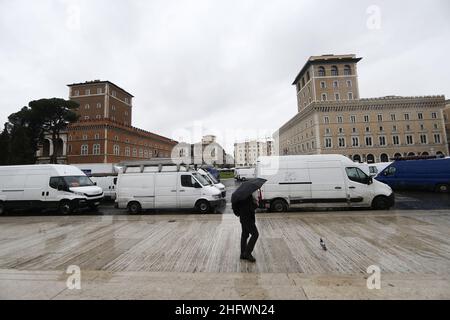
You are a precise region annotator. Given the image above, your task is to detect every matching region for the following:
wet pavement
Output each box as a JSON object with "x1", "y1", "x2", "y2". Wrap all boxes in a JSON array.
[{"x1": 0, "y1": 179, "x2": 449, "y2": 299}]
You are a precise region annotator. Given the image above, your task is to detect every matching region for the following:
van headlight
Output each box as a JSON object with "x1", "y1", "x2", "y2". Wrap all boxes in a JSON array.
[
  {"x1": 73, "y1": 191, "x2": 85, "y2": 196},
  {"x1": 213, "y1": 194, "x2": 221, "y2": 199}
]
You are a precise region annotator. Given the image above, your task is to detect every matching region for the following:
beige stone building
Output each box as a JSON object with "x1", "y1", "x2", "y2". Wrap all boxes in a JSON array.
[
  {"x1": 234, "y1": 140, "x2": 275, "y2": 167},
  {"x1": 445, "y1": 100, "x2": 450, "y2": 153},
  {"x1": 275, "y1": 54, "x2": 449, "y2": 162}
]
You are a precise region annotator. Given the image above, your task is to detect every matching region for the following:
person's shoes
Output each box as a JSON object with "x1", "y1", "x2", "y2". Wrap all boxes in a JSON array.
[
  {"x1": 240, "y1": 254, "x2": 246, "y2": 260},
  {"x1": 243, "y1": 254, "x2": 256, "y2": 262}
]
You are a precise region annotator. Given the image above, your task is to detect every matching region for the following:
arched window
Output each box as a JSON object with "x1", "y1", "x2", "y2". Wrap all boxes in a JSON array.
[
  {"x1": 318, "y1": 66, "x2": 325, "y2": 77},
  {"x1": 436, "y1": 151, "x2": 444, "y2": 157},
  {"x1": 132, "y1": 148, "x2": 137, "y2": 157},
  {"x1": 113, "y1": 145, "x2": 120, "y2": 156},
  {"x1": 93, "y1": 144, "x2": 101, "y2": 155},
  {"x1": 407, "y1": 152, "x2": 415, "y2": 156},
  {"x1": 344, "y1": 65, "x2": 352, "y2": 75},
  {"x1": 366, "y1": 154, "x2": 375, "y2": 163},
  {"x1": 125, "y1": 147, "x2": 130, "y2": 157},
  {"x1": 380, "y1": 153, "x2": 389, "y2": 162},
  {"x1": 331, "y1": 66, "x2": 338, "y2": 76},
  {"x1": 353, "y1": 154, "x2": 361, "y2": 162},
  {"x1": 55, "y1": 138, "x2": 64, "y2": 156},
  {"x1": 421, "y1": 152, "x2": 429, "y2": 156},
  {"x1": 81, "y1": 144, "x2": 88, "y2": 155},
  {"x1": 42, "y1": 139, "x2": 50, "y2": 157},
  {"x1": 394, "y1": 153, "x2": 402, "y2": 159}
]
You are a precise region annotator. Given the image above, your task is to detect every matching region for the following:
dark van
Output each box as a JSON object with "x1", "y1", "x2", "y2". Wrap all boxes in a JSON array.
[{"x1": 376, "y1": 158, "x2": 450, "y2": 193}]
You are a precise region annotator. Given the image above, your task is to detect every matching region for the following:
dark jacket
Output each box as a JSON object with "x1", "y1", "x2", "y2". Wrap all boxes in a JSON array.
[{"x1": 232, "y1": 196, "x2": 257, "y2": 222}]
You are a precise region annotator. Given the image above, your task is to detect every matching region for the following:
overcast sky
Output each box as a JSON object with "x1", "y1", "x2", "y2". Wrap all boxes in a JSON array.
[{"x1": 1, "y1": 0, "x2": 449, "y2": 153}]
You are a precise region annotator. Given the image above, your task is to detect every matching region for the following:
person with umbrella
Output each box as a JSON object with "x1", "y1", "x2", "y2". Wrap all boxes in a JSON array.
[{"x1": 231, "y1": 178, "x2": 267, "y2": 263}]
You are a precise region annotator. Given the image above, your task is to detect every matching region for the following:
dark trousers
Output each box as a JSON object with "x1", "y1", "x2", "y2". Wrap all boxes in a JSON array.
[{"x1": 240, "y1": 219, "x2": 259, "y2": 256}]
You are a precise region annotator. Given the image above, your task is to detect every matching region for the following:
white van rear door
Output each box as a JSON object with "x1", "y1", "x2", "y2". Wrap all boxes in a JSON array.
[
  {"x1": 308, "y1": 161, "x2": 347, "y2": 203},
  {"x1": 154, "y1": 172, "x2": 178, "y2": 208}
]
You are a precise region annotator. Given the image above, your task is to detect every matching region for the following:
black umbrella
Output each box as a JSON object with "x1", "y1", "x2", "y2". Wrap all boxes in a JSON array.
[{"x1": 231, "y1": 178, "x2": 267, "y2": 204}]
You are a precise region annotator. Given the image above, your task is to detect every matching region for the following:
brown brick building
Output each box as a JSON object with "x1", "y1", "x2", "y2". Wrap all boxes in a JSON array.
[{"x1": 63, "y1": 80, "x2": 176, "y2": 164}]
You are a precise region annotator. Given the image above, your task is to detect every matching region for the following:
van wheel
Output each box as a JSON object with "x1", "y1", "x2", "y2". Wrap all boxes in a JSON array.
[
  {"x1": 59, "y1": 200, "x2": 73, "y2": 215},
  {"x1": 435, "y1": 184, "x2": 449, "y2": 193},
  {"x1": 371, "y1": 196, "x2": 390, "y2": 210},
  {"x1": 0, "y1": 202, "x2": 5, "y2": 215},
  {"x1": 196, "y1": 200, "x2": 211, "y2": 214},
  {"x1": 271, "y1": 199, "x2": 288, "y2": 213},
  {"x1": 128, "y1": 202, "x2": 142, "y2": 214}
]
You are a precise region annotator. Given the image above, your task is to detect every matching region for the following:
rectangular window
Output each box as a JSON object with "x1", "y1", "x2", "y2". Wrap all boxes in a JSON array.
[
  {"x1": 348, "y1": 92, "x2": 353, "y2": 100},
  {"x1": 324, "y1": 116, "x2": 329, "y2": 124},
  {"x1": 74, "y1": 90, "x2": 79, "y2": 96},
  {"x1": 347, "y1": 80, "x2": 352, "y2": 88},
  {"x1": 393, "y1": 125, "x2": 397, "y2": 132},
  {"x1": 335, "y1": 93, "x2": 340, "y2": 100},
  {"x1": 85, "y1": 89, "x2": 90, "y2": 95},
  {"x1": 320, "y1": 81, "x2": 326, "y2": 89},
  {"x1": 431, "y1": 112, "x2": 437, "y2": 119},
  {"x1": 338, "y1": 137, "x2": 345, "y2": 147},
  {"x1": 337, "y1": 116, "x2": 343, "y2": 123},
  {"x1": 365, "y1": 136, "x2": 373, "y2": 147},
  {"x1": 406, "y1": 135, "x2": 413, "y2": 145},
  {"x1": 181, "y1": 175, "x2": 196, "y2": 188},
  {"x1": 404, "y1": 113, "x2": 410, "y2": 121},
  {"x1": 364, "y1": 115, "x2": 369, "y2": 122},
  {"x1": 112, "y1": 90, "x2": 117, "y2": 97},
  {"x1": 325, "y1": 128, "x2": 330, "y2": 134},
  {"x1": 333, "y1": 81, "x2": 338, "y2": 88},
  {"x1": 390, "y1": 114, "x2": 396, "y2": 121},
  {"x1": 418, "y1": 113, "x2": 423, "y2": 120},
  {"x1": 434, "y1": 134, "x2": 441, "y2": 143},
  {"x1": 352, "y1": 137, "x2": 359, "y2": 147},
  {"x1": 379, "y1": 136, "x2": 386, "y2": 146},
  {"x1": 325, "y1": 138, "x2": 332, "y2": 148},
  {"x1": 81, "y1": 144, "x2": 88, "y2": 155},
  {"x1": 85, "y1": 104, "x2": 90, "y2": 109},
  {"x1": 420, "y1": 134, "x2": 427, "y2": 144},
  {"x1": 392, "y1": 136, "x2": 400, "y2": 145},
  {"x1": 321, "y1": 93, "x2": 327, "y2": 101},
  {"x1": 377, "y1": 114, "x2": 383, "y2": 122},
  {"x1": 97, "y1": 87, "x2": 103, "y2": 94},
  {"x1": 350, "y1": 115, "x2": 356, "y2": 123}
]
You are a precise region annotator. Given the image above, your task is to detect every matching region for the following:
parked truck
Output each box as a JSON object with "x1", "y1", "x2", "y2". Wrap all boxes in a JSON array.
[
  {"x1": 115, "y1": 164, "x2": 224, "y2": 214},
  {"x1": 376, "y1": 158, "x2": 450, "y2": 192},
  {"x1": 256, "y1": 155, "x2": 394, "y2": 212},
  {"x1": 0, "y1": 164, "x2": 103, "y2": 214}
]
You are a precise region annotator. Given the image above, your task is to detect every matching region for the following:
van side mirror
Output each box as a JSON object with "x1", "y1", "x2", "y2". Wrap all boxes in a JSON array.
[
  {"x1": 367, "y1": 177, "x2": 373, "y2": 185},
  {"x1": 94, "y1": 182, "x2": 97, "y2": 186},
  {"x1": 194, "y1": 182, "x2": 202, "y2": 188}
]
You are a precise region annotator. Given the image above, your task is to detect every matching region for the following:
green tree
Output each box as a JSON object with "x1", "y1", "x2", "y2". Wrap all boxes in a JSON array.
[
  {"x1": 28, "y1": 98, "x2": 79, "y2": 164},
  {"x1": 0, "y1": 124, "x2": 11, "y2": 164}
]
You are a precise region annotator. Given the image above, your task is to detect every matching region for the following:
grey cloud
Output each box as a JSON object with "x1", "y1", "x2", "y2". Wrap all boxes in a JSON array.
[{"x1": 0, "y1": 0, "x2": 449, "y2": 153}]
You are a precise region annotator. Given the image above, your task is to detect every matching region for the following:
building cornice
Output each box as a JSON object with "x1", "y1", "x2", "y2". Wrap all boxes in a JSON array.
[
  {"x1": 277, "y1": 95, "x2": 446, "y2": 134},
  {"x1": 68, "y1": 119, "x2": 177, "y2": 145}
]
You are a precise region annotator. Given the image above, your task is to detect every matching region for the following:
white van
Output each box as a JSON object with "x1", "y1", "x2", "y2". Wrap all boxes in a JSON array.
[
  {"x1": 115, "y1": 166, "x2": 224, "y2": 214},
  {"x1": 256, "y1": 155, "x2": 394, "y2": 212},
  {"x1": 235, "y1": 168, "x2": 256, "y2": 181},
  {"x1": 0, "y1": 164, "x2": 103, "y2": 214},
  {"x1": 197, "y1": 168, "x2": 226, "y2": 198},
  {"x1": 90, "y1": 175, "x2": 117, "y2": 200}
]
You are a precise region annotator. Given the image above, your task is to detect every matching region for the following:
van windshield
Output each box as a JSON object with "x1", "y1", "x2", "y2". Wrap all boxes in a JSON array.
[
  {"x1": 207, "y1": 172, "x2": 219, "y2": 184},
  {"x1": 63, "y1": 176, "x2": 94, "y2": 187},
  {"x1": 192, "y1": 172, "x2": 211, "y2": 186}
]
